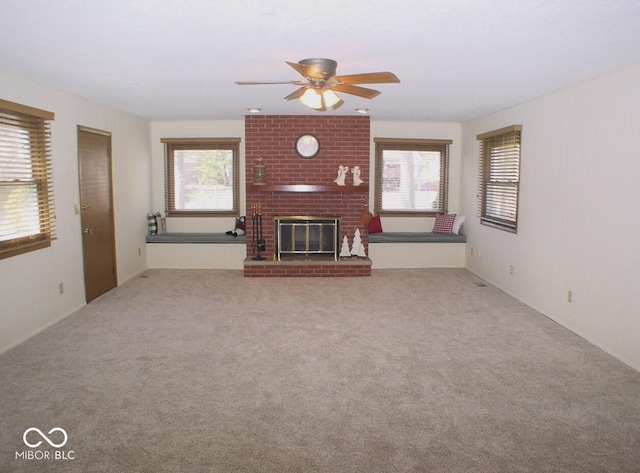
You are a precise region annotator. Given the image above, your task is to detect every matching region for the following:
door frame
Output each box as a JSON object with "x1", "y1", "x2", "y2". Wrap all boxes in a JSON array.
[{"x1": 77, "y1": 125, "x2": 117, "y2": 301}]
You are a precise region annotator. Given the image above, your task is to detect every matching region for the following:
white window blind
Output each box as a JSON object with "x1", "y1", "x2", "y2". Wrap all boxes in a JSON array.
[
  {"x1": 477, "y1": 125, "x2": 522, "y2": 233},
  {"x1": 0, "y1": 99, "x2": 56, "y2": 259},
  {"x1": 161, "y1": 138, "x2": 240, "y2": 217},
  {"x1": 374, "y1": 138, "x2": 451, "y2": 215}
]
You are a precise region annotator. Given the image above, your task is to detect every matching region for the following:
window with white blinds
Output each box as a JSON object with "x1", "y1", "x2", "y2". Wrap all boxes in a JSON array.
[
  {"x1": 477, "y1": 125, "x2": 522, "y2": 233},
  {"x1": 374, "y1": 138, "x2": 451, "y2": 216},
  {"x1": 0, "y1": 99, "x2": 56, "y2": 260}
]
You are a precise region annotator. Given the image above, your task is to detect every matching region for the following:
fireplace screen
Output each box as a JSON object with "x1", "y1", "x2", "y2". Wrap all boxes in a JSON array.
[{"x1": 274, "y1": 216, "x2": 340, "y2": 261}]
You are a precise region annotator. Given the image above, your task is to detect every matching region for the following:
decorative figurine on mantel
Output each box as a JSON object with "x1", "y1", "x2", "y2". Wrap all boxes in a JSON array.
[
  {"x1": 334, "y1": 165, "x2": 349, "y2": 186},
  {"x1": 351, "y1": 228, "x2": 367, "y2": 258},
  {"x1": 351, "y1": 165, "x2": 364, "y2": 186},
  {"x1": 339, "y1": 235, "x2": 351, "y2": 258}
]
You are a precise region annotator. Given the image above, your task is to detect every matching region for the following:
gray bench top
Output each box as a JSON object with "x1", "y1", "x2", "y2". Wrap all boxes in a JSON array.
[
  {"x1": 368, "y1": 232, "x2": 466, "y2": 243},
  {"x1": 146, "y1": 232, "x2": 464, "y2": 244},
  {"x1": 145, "y1": 233, "x2": 246, "y2": 244}
]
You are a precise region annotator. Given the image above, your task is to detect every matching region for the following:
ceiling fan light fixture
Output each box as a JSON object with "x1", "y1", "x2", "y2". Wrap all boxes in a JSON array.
[
  {"x1": 237, "y1": 58, "x2": 399, "y2": 111},
  {"x1": 300, "y1": 88, "x2": 323, "y2": 109},
  {"x1": 322, "y1": 89, "x2": 341, "y2": 108}
]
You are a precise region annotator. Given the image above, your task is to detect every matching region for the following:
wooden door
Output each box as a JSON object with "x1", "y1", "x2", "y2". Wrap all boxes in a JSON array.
[{"x1": 78, "y1": 127, "x2": 117, "y2": 302}]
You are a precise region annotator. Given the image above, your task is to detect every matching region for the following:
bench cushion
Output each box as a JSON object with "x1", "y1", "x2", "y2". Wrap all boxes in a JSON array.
[
  {"x1": 145, "y1": 233, "x2": 246, "y2": 244},
  {"x1": 368, "y1": 232, "x2": 466, "y2": 243}
]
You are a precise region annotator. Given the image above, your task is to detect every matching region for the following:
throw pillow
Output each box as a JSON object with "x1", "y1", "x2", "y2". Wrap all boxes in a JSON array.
[
  {"x1": 432, "y1": 213, "x2": 456, "y2": 234},
  {"x1": 157, "y1": 216, "x2": 167, "y2": 235},
  {"x1": 147, "y1": 213, "x2": 157, "y2": 235},
  {"x1": 452, "y1": 215, "x2": 465, "y2": 235},
  {"x1": 368, "y1": 215, "x2": 383, "y2": 233}
]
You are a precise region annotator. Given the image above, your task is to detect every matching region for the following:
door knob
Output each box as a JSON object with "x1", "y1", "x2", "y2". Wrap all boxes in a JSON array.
[
  {"x1": 83, "y1": 228, "x2": 94, "y2": 235},
  {"x1": 81, "y1": 205, "x2": 89, "y2": 210}
]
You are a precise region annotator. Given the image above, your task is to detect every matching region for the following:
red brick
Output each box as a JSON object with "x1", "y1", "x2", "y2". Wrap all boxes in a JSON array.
[{"x1": 245, "y1": 115, "x2": 371, "y2": 277}]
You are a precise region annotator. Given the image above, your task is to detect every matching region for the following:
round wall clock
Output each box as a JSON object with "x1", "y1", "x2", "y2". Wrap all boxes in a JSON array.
[{"x1": 295, "y1": 133, "x2": 320, "y2": 159}]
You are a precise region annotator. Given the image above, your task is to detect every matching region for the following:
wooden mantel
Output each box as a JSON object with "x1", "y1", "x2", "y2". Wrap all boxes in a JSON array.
[{"x1": 247, "y1": 184, "x2": 368, "y2": 193}]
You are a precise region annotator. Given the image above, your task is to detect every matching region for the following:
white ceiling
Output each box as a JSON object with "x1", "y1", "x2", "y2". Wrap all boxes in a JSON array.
[{"x1": 2, "y1": 0, "x2": 640, "y2": 122}]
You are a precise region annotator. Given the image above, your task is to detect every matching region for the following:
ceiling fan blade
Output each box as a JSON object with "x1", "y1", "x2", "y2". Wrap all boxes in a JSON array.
[
  {"x1": 334, "y1": 71, "x2": 400, "y2": 84},
  {"x1": 235, "y1": 80, "x2": 305, "y2": 85},
  {"x1": 332, "y1": 84, "x2": 381, "y2": 99},
  {"x1": 284, "y1": 86, "x2": 308, "y2": 101},
  {"x1": 286, "y1": 61, "x2": 327, "y2": 80}
]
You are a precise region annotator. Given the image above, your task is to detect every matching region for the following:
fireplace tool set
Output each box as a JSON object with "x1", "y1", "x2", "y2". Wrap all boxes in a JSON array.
[{"x1": 251, "y1": 204, "x2": 266, "y2": 260}]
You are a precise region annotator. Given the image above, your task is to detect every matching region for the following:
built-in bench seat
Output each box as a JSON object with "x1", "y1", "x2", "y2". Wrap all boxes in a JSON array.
[
  {"x1": 367, "y1": 232, "x2": 466, "y2": 269},
  {"x1": 145, "y1": 232, "x2": 465, "y2": 270},
  {"x1": 368, "y1": 232, "x2": 466, "y2": 243},
  {"x1": 145, "y1": 233, "x2": 246, "y2": 244},
  {"x1": 145, "y1": 233, "x2": 247, "y2": 270}
]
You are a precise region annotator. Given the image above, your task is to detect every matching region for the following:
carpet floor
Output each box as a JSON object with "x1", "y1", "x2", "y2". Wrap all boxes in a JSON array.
[{"x1": 1, "y1": 268, "x2": 639, "y2": 472}]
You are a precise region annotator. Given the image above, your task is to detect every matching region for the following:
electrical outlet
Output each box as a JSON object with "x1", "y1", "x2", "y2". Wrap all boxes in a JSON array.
[
  {"x1": 59, "y1": 282, "x2": 64, "y2": 294},
  {"x1": 509, "y1": 265, "x2": 514, "y2": 275},
  {"x1": 567, "y1": 290, "x2": 573, "y2": 303}
]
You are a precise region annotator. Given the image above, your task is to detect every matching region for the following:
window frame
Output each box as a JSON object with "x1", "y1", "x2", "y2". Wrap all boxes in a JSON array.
[
  {"x1": 161, "y1": 137, "x2": 241, "y2": 217},
  {"x1": 373, "y1": 138, "x2": 452, "y2": 216},
  {"x1": 476, "y1": 125, "x2": 522, "y2": 233},
  {"x1": 0, "y1": 99, "x2": 56, "y2": 260}
]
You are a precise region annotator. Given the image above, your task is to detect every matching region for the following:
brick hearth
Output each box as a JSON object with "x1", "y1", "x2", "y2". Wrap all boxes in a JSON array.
[
  {"x1": 244, "y1": 115, "x2": 371, "y2": 277},
  {"x1": 243, "y1": 258, "x2": 372, "y2": 277}
]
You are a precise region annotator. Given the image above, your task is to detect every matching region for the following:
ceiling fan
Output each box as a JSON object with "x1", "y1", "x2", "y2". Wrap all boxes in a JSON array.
[{"x1": 235, "y1": 58, "x2": 400, "y2": 111}]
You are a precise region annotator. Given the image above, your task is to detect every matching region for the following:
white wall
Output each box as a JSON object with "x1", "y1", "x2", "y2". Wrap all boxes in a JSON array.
[
  {"x1": 0, "y1": 70, "x2": 151, "y2": 353},
  {"x1": 461, "y1": 62, "x2": 640, "y2": 371}
]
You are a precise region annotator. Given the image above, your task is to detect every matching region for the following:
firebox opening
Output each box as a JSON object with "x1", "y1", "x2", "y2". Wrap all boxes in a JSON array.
[{"x1": 275, "y1": 216, "x2": 340, "y2": 261}]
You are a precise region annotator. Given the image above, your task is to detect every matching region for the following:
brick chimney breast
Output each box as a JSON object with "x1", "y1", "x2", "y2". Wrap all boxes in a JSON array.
[{"x1": 245, "y1": 115, "x2": 371, "y2": 276}]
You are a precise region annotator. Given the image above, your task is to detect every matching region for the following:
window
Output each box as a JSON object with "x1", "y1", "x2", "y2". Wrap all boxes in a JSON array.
[
  {"x1": 0, "y1": 99, "x2": 56, "y2": 260},
  {"x1": 374, "y1": 138, "x2": 451, "y2": 215},
  {"x1": 162, "y1": 138, "x2": 240, "y2": 216},
  {"x1": 477, "y1": 125, "x2": 522, "y2": 233}
]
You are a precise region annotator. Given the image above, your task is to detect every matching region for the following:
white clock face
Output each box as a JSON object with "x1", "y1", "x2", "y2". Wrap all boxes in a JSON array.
[{"x1": 295, "y1": 134, "x2": 320, "y2": 159}]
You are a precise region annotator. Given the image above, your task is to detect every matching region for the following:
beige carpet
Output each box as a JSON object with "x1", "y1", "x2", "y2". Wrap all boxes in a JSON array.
[{"x1": 1, "y1": 268, "x2": 639, "y2": 472}]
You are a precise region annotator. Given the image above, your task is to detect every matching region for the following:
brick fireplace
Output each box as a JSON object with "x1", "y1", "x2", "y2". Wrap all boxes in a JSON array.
[{"x1": 244, "y1": 115, "x2": 371, "y2": 277}]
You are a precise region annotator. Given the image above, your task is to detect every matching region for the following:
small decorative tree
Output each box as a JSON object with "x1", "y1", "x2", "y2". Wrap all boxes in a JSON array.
[
  {"x1": 339, "y1": 235, "x2": 351, "y2": 258},
  {"x1": 350, "y1": 228, "x2": 366, "y2": 258}
]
